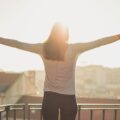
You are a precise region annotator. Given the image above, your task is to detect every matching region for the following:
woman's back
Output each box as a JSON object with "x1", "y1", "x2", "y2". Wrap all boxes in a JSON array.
[{"x1": 41, "y1": 44, "x2": 79, "y2": 95}]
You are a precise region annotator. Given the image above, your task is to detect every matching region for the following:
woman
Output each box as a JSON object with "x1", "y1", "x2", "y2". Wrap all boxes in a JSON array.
[{"x1": 0, "y1": 23, "x2": 120, "y2": 120}]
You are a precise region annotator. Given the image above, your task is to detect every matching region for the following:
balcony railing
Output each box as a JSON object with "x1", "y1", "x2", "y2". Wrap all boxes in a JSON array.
[
  {"x1": 77, "y1": 103, "x2": 120, "y2": 120},
  {"x1": 0, "y1": 104, "x2": 25, "y2": 120},
  {"x1": 0, "y1": 103, "x2": 120, "y2": 120}
]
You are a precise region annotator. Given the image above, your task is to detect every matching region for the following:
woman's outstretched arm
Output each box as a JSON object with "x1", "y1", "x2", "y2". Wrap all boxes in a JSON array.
[
  {"x1": 74, "y1": 34, "x2": 120, "y2": 53},
  {"x1": 0, "y1": 37, "x2": 42, "y2": 54}
]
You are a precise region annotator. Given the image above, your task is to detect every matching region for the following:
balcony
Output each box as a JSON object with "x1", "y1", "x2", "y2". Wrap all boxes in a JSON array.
[{"x1": 0, "y1": 103, "x2": 120, "y2": 120}]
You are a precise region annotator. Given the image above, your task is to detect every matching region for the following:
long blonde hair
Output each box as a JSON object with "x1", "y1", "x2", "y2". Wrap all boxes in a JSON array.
[{"x1": 43, "y1": 23, "x2": 69, "y2": 61}]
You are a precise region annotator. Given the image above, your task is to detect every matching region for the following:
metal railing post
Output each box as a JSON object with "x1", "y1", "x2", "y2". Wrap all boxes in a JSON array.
[
  {"x1": 114, "y1": 109, "x2": 117, "y2": 120},
  {"x1": 0, "y1": 112, "x2": 1, "y2": 120},
  {"x1": 28, "y1": 105, "x2": 30, "y2": 120},
  {"x1": 13, "y1": 110, "x2": 16, "y2": 120},
  {"x1": 5, "y1": 106, "x2": 10, "y2": 120},
  {"x1": 40, "y1": 108, "x2": 42, "y2": 120},
  {"x1": 102, "y1": 109, "x2": 105, "y2": 120},
  {"x1": 23, "y1": 104, "x2": 26, "y2": 120},
  {"x1": 90, "y1": 109, "x2": 93, "y2": 120},
  {"x1": 78, "y1": 105, "x2": 80, "y2": 120}
]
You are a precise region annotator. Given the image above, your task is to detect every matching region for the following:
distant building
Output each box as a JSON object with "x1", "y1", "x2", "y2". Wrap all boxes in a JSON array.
[{"x1": 0, "y1": 65, "x2": 120, "y2": 105}]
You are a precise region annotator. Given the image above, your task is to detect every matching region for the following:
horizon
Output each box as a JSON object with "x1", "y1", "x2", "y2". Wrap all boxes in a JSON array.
[{"x1": 1, "y1": 64, "x2": 120, "y2": 73}]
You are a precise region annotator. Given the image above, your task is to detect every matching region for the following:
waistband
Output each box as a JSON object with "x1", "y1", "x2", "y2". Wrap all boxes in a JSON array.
[{"x1": 44, "y1": 91, "x2": 76, "y2": 97}]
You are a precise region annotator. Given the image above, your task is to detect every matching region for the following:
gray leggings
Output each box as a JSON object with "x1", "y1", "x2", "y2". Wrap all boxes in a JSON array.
[{"x1": 42, "y1": 91, "x2": 77, "y2": 120}]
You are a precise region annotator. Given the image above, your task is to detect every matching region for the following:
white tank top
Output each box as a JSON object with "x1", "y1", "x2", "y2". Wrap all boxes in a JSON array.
[{"x1": 41, "y1": 44, "x2": 79, "y2": 95}]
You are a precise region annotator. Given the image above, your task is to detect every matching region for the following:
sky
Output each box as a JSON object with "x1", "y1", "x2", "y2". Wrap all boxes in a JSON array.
[{"x1": 0, "y1": 0, "x2": 120, "y2": 72}]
